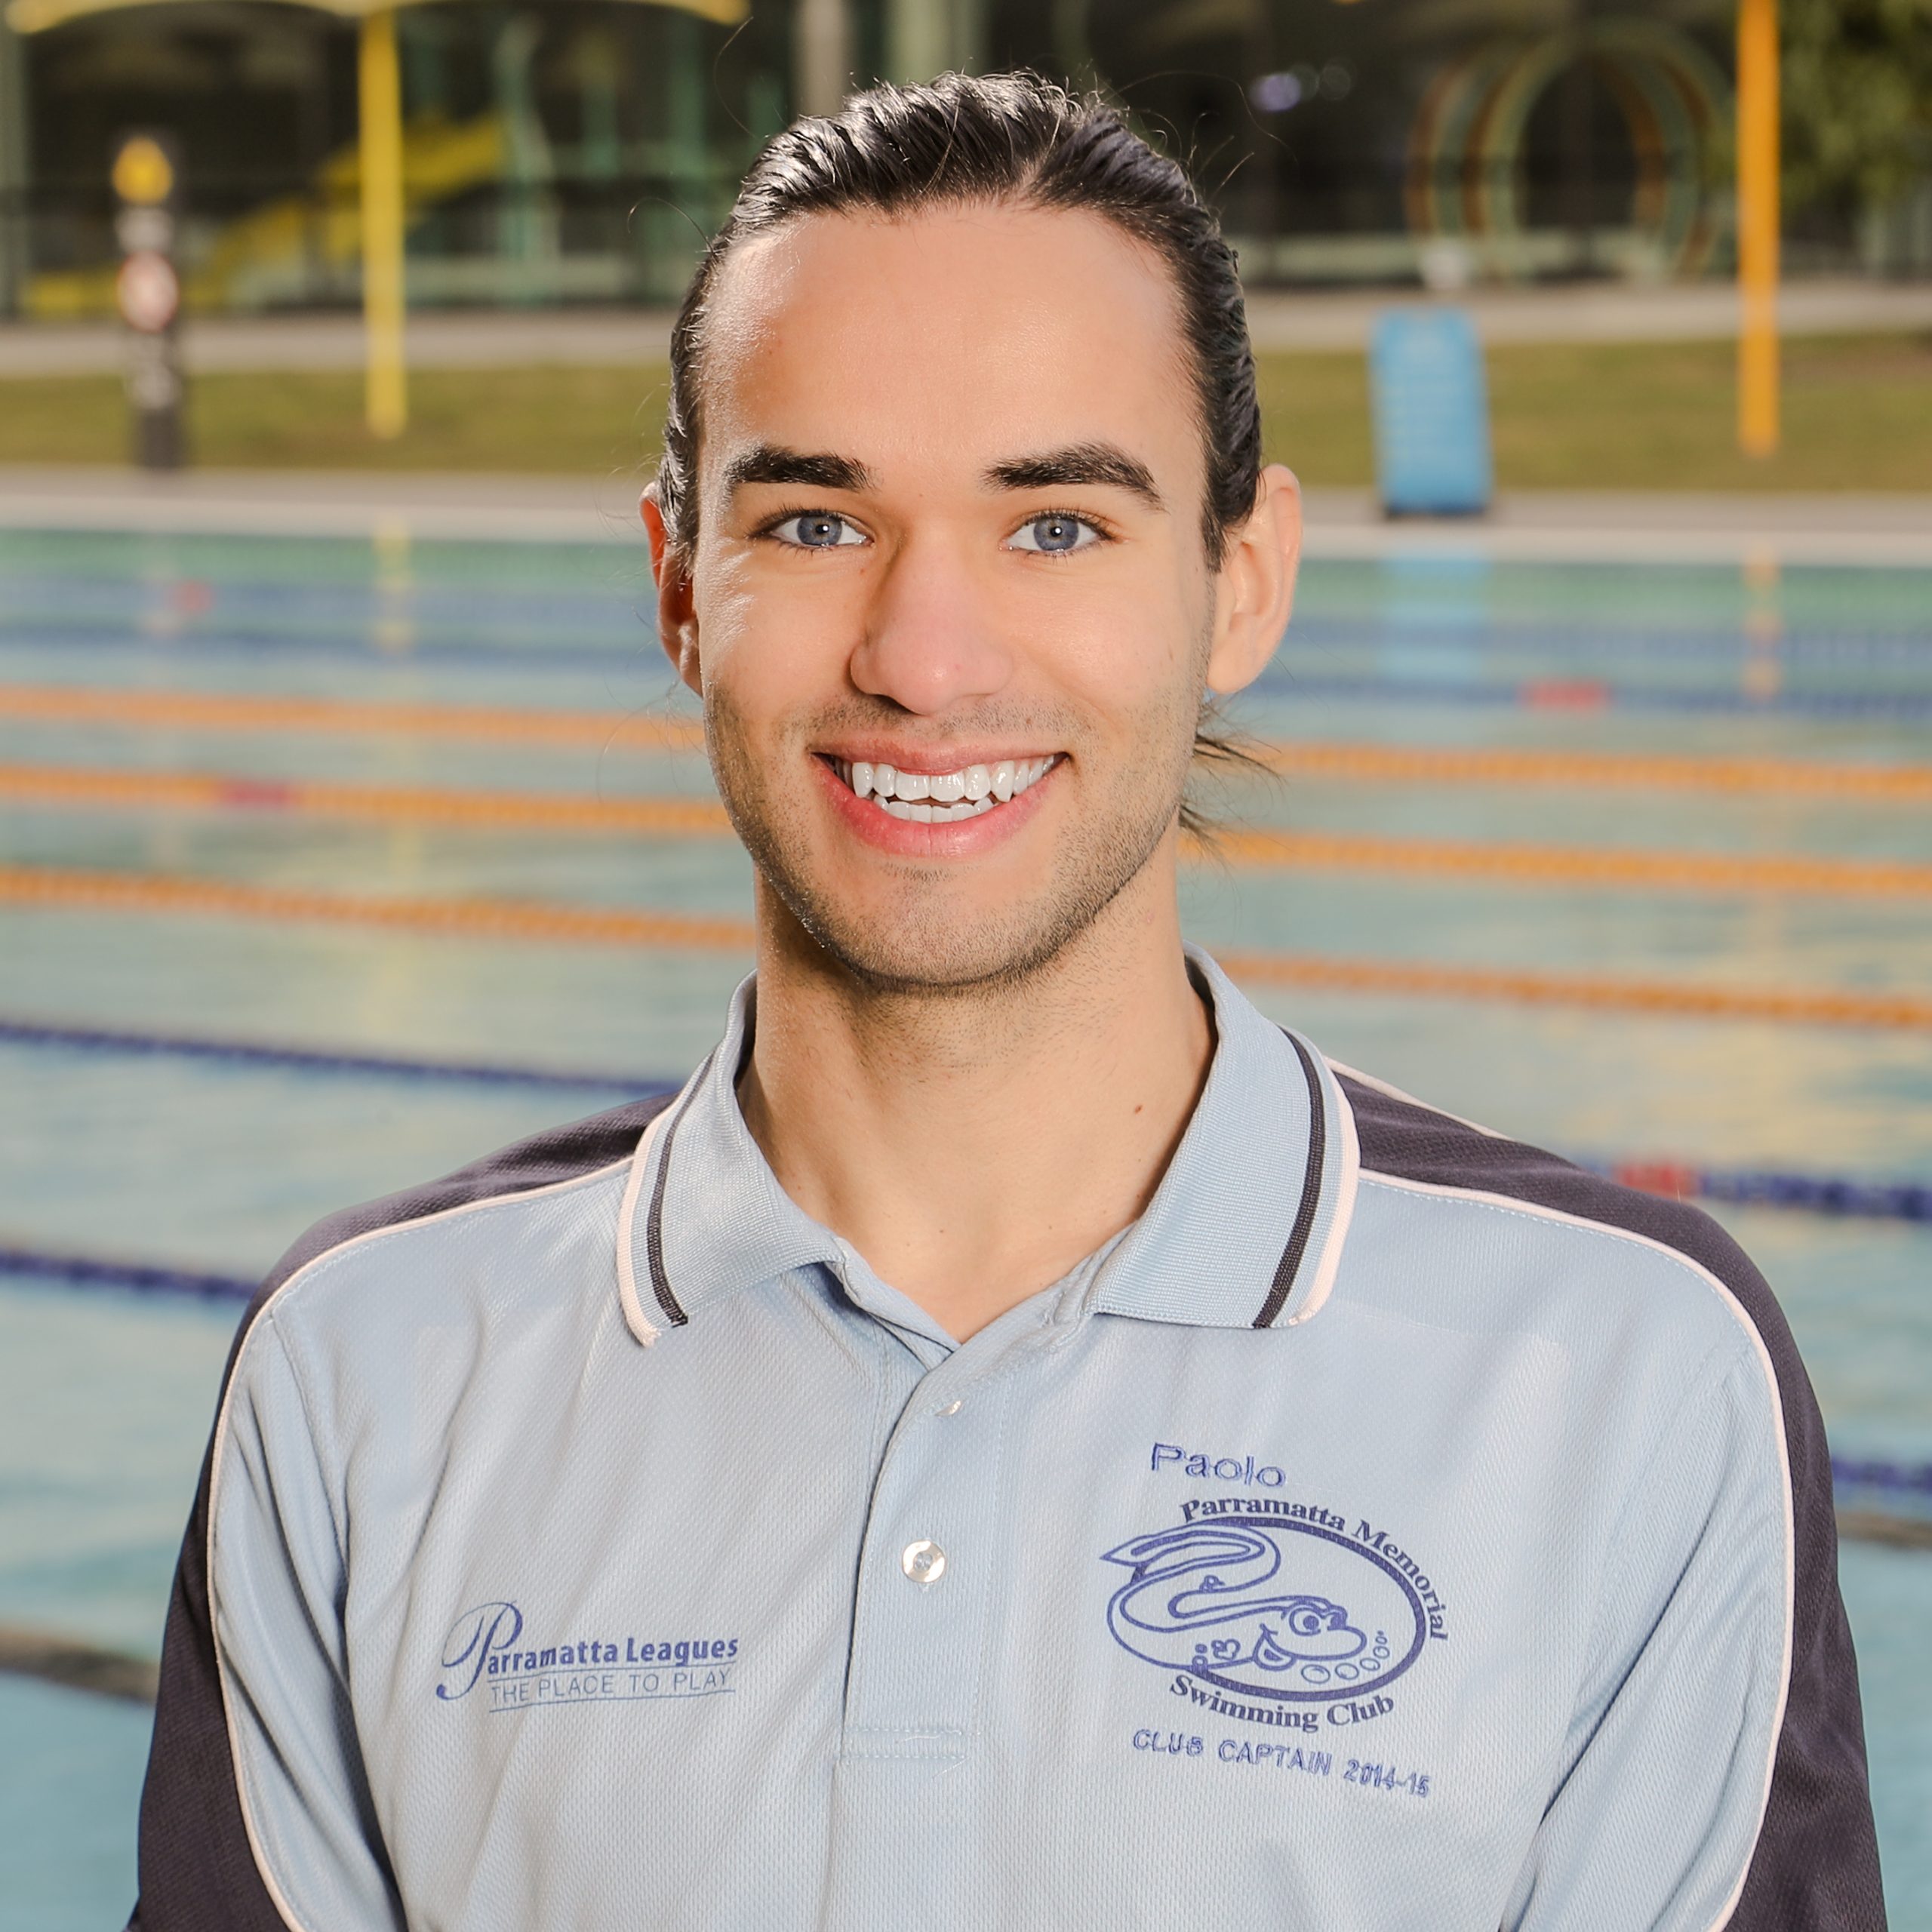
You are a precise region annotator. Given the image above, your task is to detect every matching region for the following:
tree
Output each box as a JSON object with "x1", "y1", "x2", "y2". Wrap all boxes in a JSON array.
[{"x1": 1782, "y1": 0, "x2": 1932, "y2": 216}]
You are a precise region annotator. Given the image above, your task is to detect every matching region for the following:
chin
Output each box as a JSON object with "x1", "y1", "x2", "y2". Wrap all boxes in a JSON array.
[
  {"x1": 791, "y1": 894, "x2": 1075, "y2": 998},
  {"x1": 772, "y1": 844, "x2": 1165, "y2": 999}
]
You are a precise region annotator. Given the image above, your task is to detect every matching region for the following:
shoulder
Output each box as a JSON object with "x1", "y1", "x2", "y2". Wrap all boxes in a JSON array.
[
  {"x1": 1329, "y1": 1065, "x2": 1882, "y2": 1923},
  {"x1": 229, "y1": 1093, "x2": 675, "y2": 1366},
  {"x1": 1335, "y1": 1063, "x2": 1796, "y2": 1389}
]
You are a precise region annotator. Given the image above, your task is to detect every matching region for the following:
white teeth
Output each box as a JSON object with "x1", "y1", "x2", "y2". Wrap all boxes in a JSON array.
[
  {"x1": 878, "y1": 795, "x2": 996, "y2": 822},
  {"x1": 837, "y1": 753, "x2": 1059, "y2": 817}
]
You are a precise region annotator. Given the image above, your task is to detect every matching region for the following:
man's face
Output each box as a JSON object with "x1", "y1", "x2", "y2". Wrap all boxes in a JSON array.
[{"x1": 663, "y1": 202, "x2": 1265, "y2": 994}]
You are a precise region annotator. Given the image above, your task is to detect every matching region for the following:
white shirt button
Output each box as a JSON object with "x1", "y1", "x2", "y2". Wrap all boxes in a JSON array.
[
  {"x1": 901, "y1": 1539, "x2": 947, "y2": 1584},
  {"x1": 937, "y1": 1398, "x2": 963, "y2": 1417}
]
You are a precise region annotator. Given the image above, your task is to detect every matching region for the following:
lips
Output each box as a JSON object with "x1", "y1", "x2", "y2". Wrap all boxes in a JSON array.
[{"x1": 810, "y1": 748, "x2": 1062, "y2": 854}]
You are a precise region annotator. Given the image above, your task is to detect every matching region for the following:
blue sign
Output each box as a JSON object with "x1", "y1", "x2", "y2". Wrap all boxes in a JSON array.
[{"x1": 1369, "y1": 308, "x2": 1493, "y2": 517}]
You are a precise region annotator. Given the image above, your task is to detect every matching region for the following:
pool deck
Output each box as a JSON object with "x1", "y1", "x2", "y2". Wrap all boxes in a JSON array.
[
  {"x1": 1, "y1": 464, "x2": 1926, "y2": 566},
  {"x1": 3, "y1": 278, "x2": 1932, "y2": 375}
]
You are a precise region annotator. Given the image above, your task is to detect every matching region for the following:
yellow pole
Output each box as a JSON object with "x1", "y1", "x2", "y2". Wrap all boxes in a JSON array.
[
  {"x1": 358, "y1": 6, "x2": 406, "y2": 439},
  {"x1": 1737, "y1": 0, "x2": 1779, "y2": 457}
]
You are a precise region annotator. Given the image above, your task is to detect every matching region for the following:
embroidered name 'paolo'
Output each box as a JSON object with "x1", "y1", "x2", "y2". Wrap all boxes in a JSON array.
[{"x1": 1150, "y1": 1440, "x2": 1291, "y2": 1487}]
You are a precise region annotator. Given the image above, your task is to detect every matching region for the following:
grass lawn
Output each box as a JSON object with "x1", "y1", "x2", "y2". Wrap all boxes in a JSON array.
[
  {"x1": 1252, "y1": 334, "x2": 1932, "y2": 492},
  {"x1": 2, "y1": 334, "x2": 1929, "y2": 492}
]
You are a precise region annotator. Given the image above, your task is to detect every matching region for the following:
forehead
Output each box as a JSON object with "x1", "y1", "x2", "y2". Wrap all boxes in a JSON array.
[{"x1": 697, "y1": 202, "x2": 1199, "y2": 487}]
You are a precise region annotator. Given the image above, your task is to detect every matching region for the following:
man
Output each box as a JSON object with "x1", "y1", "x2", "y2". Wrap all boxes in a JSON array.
[{"x1": 132, "y1": 73, "x2": 1881, "y2": 1930}]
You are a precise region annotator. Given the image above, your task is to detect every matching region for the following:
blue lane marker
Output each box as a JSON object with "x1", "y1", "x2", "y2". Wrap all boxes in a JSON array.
[
  {"x1": 1576, "y1": 1158, "x2": 1932, "y2": 1227},
  {"x1": 1695, "y1": 1167, "x2": 1932, "y2": 1224},
  {"x1": 1250, "y1": 669, "x2": 1932, "y2": 718},
  {"x1": 5, "y1": 1020, "x2": 1928, "y2": 1223},
  {"x1": 0, "y1": 623, "x2": 649, "y2": 676},
  {"x1": 0, "y1": 1018, "x2": 675, "y2": 1097},
  {"x1": 1835, "y1": 1457, "x2": 1932, "y2": 1504},
  {"x1": 8, "y1": 633, "x2": 1924, "y2": 718},
  {"x1": 0, "y1": 1244, "x2": 255, "y2": 1303}
]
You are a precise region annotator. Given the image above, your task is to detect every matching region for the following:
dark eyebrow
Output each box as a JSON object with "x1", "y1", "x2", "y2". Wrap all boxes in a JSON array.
[
  {"x1": 723, "y1": 444, "x2": 872, "y2": 495},
  {"x1": 983, "y1": 443, "x2": 1165, "y2": 512}
]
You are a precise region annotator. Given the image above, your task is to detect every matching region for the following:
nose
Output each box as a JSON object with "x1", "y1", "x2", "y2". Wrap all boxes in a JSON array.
[{"x1": 848, "y1": 530, "x2": 1015, "y2": 715}]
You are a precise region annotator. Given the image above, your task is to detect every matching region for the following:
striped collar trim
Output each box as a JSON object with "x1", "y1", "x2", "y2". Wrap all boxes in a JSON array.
[
  {"x1": 617, "y1": 952, "x2": 1359, "y2": 1344},
  {"x1": 618, "y1": 977, "x2": 842, "y2": 1345},
  {"x1": 1088, "y1": 950, "x2": 1358, "y2": 1331}
]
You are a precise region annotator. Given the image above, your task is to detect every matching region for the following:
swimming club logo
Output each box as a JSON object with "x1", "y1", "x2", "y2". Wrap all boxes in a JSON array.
[
  {"x1": 436, "y1": 1601, "x2": 740, "y2": 1712},
  {"x1": 1102, "y1": 1497, "x2": 1447, "y2": 1718}
]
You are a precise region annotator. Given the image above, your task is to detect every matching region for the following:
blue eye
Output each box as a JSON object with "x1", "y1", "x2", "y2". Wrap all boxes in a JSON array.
[
  {"x1": 773, "y1": 512, "x2": 864, "y2": 549},
  {"x1": 1009, "y1": 514, "x2": 1099, "y2": 555}
]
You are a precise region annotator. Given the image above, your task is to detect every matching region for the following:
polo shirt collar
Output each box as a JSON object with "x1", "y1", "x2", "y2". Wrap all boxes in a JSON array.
[
  {"x1": 617, "y1": 949, "x2": 1358, "y2": 1345},
  {"x1": 1089, "y1": 949, "x2": 1358, "y2": 1331},
  {"x1": 617, "y1": 975, "x2": 838, "y2": 1344}
]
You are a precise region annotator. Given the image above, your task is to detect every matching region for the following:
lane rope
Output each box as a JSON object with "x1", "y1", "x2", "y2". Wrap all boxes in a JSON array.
[
  {"x1": 1257, "y1": 739, "x2": 1932, "y2": 803},
  {"x1": 0, "y1": 761, "x2": 734, "y2": 838},
  {"x1": 1208, "y1": 943, "x2": 1932, "y2": 1032},
  {"x1": 0, "y1": 1244, "x2": 254, "y2": 1302},
  {"x1": 2, "y1": 861, "x2": 1928, "y2": 1031},
  {"x1": 3, "y1": 758, "x2": 1928, "y2": 900},
  {"x1": 8, "y1": 627, "x2": 1930, "y2": 715},
  {"x1": 1580, "y1": 1158, "x2": 1932, "y2": 1225},
  {"x1": 1206, "y1": 825, "x2": 1932, "y2": 899},
  {"x1": 3, "y1": 1014, "x2": 1927, "y2": 1221},
  {"x1": 0, "y1": 862, "x2": 760, "y2": 951},
  {"x1": 1256, "y1": 672, "x2": 1932, "y2": 720},
  {"x1": 0, "y1": 682, "x2": 703, "y2": 752},
  {"x1": 5, "y1": 681, "x2": 1930, "y2": 801},
  {"x1": 0, "y1": 1017, "x2": 674, "y2": 1094},
  {"x1": 1835, "y1": 1459, "x2": 1932, "y2": 1503},
  {"x1": 7, "y1": 1014, "x2": 1926, "y2": 1222},
  {"x1": 0, "y1": 1626, "x2": 158, "y2": 1706}
]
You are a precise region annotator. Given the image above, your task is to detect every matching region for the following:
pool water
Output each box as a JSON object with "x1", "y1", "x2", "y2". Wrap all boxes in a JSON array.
[{"x1": 2, "y1": 527, "x2": 1927, "y2": 1927}]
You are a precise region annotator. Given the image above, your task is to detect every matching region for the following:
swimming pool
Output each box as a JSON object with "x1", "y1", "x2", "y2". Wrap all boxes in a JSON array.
[{"x1": 2, "y1": 521, "x2": 1927, "y2": 1925}]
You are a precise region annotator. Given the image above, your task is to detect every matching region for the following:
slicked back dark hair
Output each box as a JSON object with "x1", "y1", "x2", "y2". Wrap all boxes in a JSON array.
[{"x1": 654, "y1": 69, "x2": 1263, "y2": 573}]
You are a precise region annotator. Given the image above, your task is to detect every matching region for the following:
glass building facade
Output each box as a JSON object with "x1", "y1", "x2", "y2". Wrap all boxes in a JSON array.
[{"x1": 0, "y1": 0, "x2": 1920, "y2": 319}]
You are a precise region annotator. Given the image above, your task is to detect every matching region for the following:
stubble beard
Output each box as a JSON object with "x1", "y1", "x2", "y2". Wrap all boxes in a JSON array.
[{"x1": 705, "y1": 682, "x2": 1199, "y2": 1001}]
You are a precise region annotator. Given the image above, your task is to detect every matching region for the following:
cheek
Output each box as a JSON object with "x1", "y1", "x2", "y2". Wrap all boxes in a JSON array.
[
  {"x1": 1033, "y1": 576, "x2": 1201, "y2": 721},
  {"x1": 692, "y1": 552, "x2": 848, "y2": 714}
]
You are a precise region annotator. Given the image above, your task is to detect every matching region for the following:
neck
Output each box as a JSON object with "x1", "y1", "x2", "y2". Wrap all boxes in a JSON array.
[{"x1": 737, "y1": 851, "x2": 1213, "y2": 1340}]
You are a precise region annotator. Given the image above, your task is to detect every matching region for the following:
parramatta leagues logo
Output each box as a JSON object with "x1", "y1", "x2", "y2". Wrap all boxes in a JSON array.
[
  {"x1": 436, "y1": 1601, "x2": 740, "y2": 1712},
  {"x1": 1102, "y1": 1495, "x2": 1448, "y2": 1728}
]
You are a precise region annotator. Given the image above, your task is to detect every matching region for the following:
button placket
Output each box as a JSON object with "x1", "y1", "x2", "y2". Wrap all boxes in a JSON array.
[{"x1": 840, "y1": 1363, "x2": 1011, "y2": 1759}]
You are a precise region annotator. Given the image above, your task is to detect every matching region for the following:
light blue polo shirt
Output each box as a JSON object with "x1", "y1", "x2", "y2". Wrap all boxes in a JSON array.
[{"x1": 132, "y1": 950, "x2": 1881, "y2": 1930}]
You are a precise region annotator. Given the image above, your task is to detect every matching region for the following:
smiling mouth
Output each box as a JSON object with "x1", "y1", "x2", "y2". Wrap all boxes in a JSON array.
[{"x1": 826, "y1": 755, "x2": 1060, "y2": 823}]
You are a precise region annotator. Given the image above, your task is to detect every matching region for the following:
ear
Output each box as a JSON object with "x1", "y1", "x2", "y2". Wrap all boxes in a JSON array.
[
  {"x1": 1205, "y1": 464, "x2": 1301, "y2": 697},
  {"x1": 641, "y1": 481, "x2": 703, "y2": 697}
]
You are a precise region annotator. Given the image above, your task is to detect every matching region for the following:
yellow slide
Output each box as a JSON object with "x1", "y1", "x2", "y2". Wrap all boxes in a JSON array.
[{"x1": 27, "y1": 110, "x2": 505, "y2": 319}]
